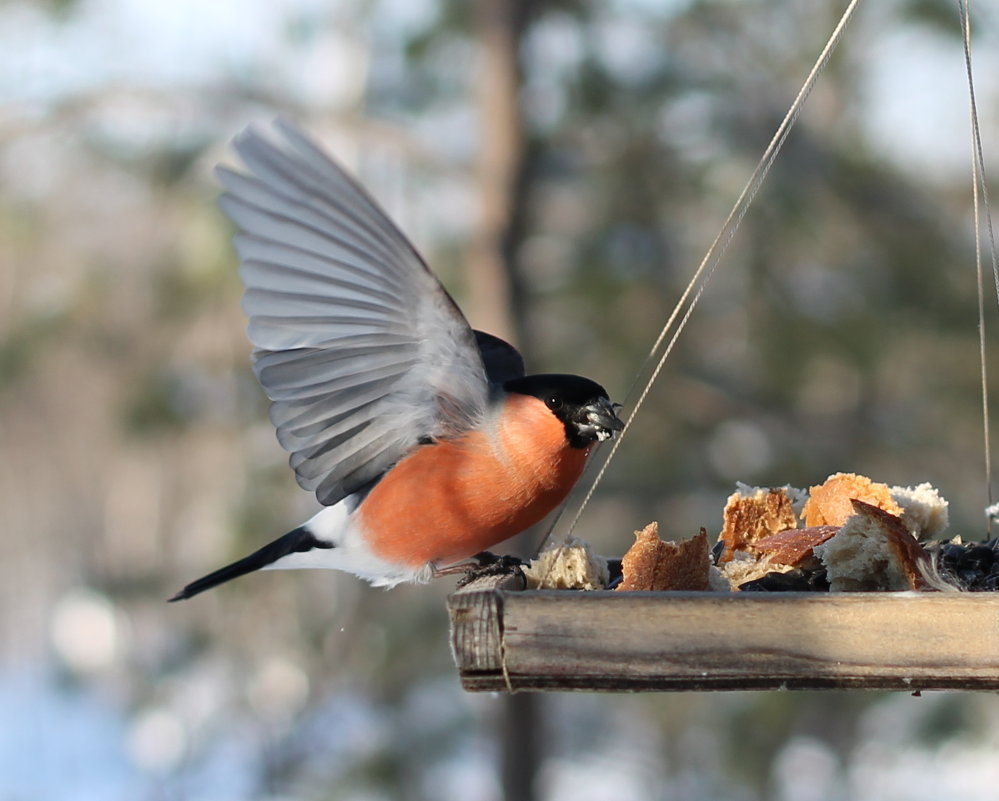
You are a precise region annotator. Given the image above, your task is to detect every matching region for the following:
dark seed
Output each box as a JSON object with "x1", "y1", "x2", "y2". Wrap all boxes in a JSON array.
[{"x1": 739, "y1": 568, "x2": 828, "y2": 592}]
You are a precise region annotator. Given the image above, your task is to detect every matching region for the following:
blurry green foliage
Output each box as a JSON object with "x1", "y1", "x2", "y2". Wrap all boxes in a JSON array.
[
  {"x1": 0, "y1": 312, "x2": 67, "y2": 389},
  {"x1": 120, "y1": 368, "x2": 191, "y2": 435}
]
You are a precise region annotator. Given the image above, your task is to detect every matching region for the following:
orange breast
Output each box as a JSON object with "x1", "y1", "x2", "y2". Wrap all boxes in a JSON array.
[{"x1": 356, "y1": 394, "x2": 590, "y2": 567}]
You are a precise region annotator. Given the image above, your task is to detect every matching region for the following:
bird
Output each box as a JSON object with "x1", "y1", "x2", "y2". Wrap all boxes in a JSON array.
[{"x1": 169, "y1": 120, "x2": 623, "y2": 600}]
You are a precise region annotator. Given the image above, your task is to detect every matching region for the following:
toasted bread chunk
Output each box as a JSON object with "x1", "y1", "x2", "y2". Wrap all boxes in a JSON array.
[
  {"x1": 717, "y1": 486, "x2": 801, "y2": 563},
  {"x1": 617, "y1": 523, "x2": 711, "y2": 591},
  {"x1": 815, "y1": 500, "x2": 929, "y2": 591},
  {"x1": 802, "y1": 472, "x2": 902, "y2": 527},
  {"x1": 754, "y1": 526, "x2": 840, "y2": 566}
]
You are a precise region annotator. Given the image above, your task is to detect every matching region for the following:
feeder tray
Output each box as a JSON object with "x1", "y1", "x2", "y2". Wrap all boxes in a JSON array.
[{"x1": 448, "y1": 575, "x2": 999, "y2": 692}]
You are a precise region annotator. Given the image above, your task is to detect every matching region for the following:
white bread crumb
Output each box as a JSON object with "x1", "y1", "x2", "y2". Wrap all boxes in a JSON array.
[
  {"x1": 718, "y1": 551, "x2": 796, "y2": 588},
  {"x1": 815, "y1": 501, "x2": 926, "y2": 591},
  {"x1": 523, "y1": 537, "x2": 609, "y2": 590},
  {"x1": 890, "y1": 483, "x2": 949, "y2": 541},
  {"x1": 708, "y1": 565, "x2": 732, "y2": 591}
]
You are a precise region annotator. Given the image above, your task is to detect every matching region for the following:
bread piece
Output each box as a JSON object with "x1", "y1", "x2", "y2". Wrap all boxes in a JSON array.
[
  {"x1": 754, "y1": 526, "x2": 840, "y2": 566},
  {"x1": 735, "y1": 482, "x2": 809, "y2": 516},
  {"x1": 802, "y1": 472, "x2": 903, "y2": 527},
  {"x1": 617, "y1": 523, "x2": 711, "y2": 591},
  {"x1": 523, "y1": 536, "x2": 609, "y2": 590},
  {"x1": 718, "y1": 551, "x2": 796, "y2": 588},
  {"x1": 717, "y1": 486, "x2": 802, "y2": 563},
  {"x1": 814, "y1": 500, "x2": 930, "y2": 591},
  {"x1": 707, "y1": 563, "x2": 733, "y2": 591},
  {"x1": 890, "y1": 483, "x2": 949, "y2": 541}
]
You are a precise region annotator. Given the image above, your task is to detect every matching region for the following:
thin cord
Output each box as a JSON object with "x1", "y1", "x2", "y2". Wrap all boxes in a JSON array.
[
  {"x1": 958, "y1": 0, "x2": 999, "y2": 524},
  {"x1": 538, "y1": 0, "x2": 864, "y2": 558}
]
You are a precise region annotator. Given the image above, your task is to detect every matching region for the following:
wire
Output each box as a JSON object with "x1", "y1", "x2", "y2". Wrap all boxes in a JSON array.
[
  {"x1": 958, "y1": 0, "x2": 999, "y2": 527},
  {"x1": 538, "y1": 0, "x2": 865, "y2": 559}
]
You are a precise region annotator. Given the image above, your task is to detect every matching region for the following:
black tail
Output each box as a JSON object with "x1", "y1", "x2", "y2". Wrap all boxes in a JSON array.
[{"x1": 168, "y1": 527, "x2": 333, "y2": 602}]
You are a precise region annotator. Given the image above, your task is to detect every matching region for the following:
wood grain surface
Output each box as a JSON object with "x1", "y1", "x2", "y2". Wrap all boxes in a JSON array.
[{"x1": 448, "y1": 581, "x2": 999, "y2": 692}]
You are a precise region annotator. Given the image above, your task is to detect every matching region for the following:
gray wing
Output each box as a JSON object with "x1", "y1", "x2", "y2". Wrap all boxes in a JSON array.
[{"x1": 217, "y1": 120, "x2": 490, "y2": 506}]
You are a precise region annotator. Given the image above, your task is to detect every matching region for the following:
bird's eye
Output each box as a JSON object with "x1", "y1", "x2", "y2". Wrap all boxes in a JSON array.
[{"x1": 545, "y1": 395, "x2": 563, "y2": 411}]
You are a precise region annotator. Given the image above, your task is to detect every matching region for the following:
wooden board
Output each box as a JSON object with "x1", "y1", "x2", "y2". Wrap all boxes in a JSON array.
[{"x1": 448, "y1": 578, "x2": 999, "y2": 692}]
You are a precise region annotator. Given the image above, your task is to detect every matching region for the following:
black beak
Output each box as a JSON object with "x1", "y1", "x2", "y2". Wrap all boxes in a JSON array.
[{"x1": 578, "y1": 397, "x2": 625, "y2": 442}]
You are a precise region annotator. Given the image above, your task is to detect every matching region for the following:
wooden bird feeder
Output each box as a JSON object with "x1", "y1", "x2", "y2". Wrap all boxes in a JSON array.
[
  {"x1": 443, "y1": 0, "x2": 999, "y2": 695},
  {"x1": 448, "y1": 575, "x2": 999, "y2": 692}
]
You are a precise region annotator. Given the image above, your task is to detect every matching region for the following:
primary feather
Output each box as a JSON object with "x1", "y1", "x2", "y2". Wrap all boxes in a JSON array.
[{"x1": 217, "y1": 120, "x2": 496, "y2": 505}]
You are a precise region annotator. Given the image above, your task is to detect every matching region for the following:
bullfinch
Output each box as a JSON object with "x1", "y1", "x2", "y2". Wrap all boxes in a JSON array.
[{"x1": 169, "y1": 121, "x2": 623, "y2": 600}]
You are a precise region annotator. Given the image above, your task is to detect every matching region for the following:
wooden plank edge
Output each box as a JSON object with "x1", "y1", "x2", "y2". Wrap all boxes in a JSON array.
[
  {"x1": 448, "y1": 574, "x2": 524, "y2": 684},
  {"x1": 448, "y1": 588, "x2": 999, "y2": 693},
  {"x1": 457, "y1": 672, "x2": 999, "y2": 693}
]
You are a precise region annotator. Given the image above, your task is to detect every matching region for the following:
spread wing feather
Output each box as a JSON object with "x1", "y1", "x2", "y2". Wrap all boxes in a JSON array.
[{"x1": 218, "y1": 120, "x2": 496, "y2": 505}]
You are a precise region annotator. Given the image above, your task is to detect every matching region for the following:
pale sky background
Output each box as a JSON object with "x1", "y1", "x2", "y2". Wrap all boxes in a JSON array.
[
  {"x1": 4, "y1": 0, "x2": 997, "y2": 180},
  {"x1": 3, "y1": 2, "x2": 999, "y2": 800}
]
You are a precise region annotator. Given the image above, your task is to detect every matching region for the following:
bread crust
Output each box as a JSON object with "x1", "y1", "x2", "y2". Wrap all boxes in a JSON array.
[
  {"x1": 718, "y1": 487, "x2": 800, "y2": 563},
  {"x1": 617, "y1": 523, "x2": 711, "y2": 591},
  {"x1": 802, "y1": 472, "x2": 902, "y2": 527}
]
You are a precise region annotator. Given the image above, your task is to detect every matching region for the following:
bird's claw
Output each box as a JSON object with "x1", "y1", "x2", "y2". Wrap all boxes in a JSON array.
[{"x1": 455, "y1": 552, "x2": 527, "y2": 589}]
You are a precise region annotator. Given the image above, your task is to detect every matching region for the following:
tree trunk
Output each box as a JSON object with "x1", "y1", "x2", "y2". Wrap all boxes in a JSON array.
[{"x1": 472, "y1": 1, "x2": 544, "y2": 800}]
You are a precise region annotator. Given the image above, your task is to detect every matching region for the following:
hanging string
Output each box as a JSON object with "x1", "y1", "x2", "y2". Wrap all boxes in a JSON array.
[
  {"x1": 957, "y1": 0, "x2": 999, "y2": 526},
  {"x1": 537, "y1": 0, "x2": 864, "y2": 559}
]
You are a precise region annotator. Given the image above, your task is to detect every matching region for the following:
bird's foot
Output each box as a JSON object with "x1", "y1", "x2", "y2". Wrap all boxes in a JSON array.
[{"x1": 454, "y1": 552, "x2": 526, "y2": 589}]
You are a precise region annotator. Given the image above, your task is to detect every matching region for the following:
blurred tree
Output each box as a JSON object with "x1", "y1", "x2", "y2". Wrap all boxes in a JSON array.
[{"x1": 2, "y1": 0, "x2": 998, "y2": 799}]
